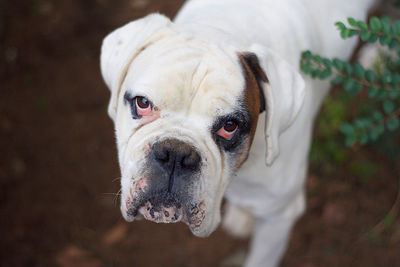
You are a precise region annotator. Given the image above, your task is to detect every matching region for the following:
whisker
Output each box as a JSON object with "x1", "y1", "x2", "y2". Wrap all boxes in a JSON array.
[
  {"x1": 114, "y1": 189, "x2": 122, "y2": 206},
  {"x1": 102, "y1": 192, "x2": 122, "y2": 196},
  {"x1": 112, "y1": 177, "x2": 122, "y2": 183},
  {"x1": 101, "y1": 190, "x2": 122, "y2": 207}
]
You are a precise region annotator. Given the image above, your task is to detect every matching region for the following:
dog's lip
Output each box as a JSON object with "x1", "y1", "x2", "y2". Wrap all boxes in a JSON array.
[
  {"x1": 137, "y1": 201, "x2": 184, "y2": 223},
  {"x1": 126, "y1": 197, "x2": 183, "y2": 222},
  {"x1": 125, "y1": 195, "x2": 206, "y2": 229},
  {"x1": 125, "y1": 198, "x2": 140, "y2": 221}
]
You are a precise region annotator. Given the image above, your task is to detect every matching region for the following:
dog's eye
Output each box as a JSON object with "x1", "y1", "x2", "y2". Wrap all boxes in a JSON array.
[
  {"x1": 135, "y1": 96, "x2": 153, "y2": 117},
  {"x1": 217, "y1": 120, "x2": 238, "y2": 140}
]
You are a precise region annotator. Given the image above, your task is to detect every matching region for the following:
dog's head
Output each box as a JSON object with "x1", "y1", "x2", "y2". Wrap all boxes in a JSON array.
[{"x1": 100, "y1": 14, "x2": 305, "y2": 237}]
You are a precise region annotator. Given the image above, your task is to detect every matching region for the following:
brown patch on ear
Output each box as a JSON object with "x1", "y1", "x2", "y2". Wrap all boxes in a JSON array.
[
  {"x1": 239, "y1": 53, "x2": 268, "y2": 113},
  {"x1": 234, "y1": 53, "x2": 266, "y2": 169},
  {"x1": 240, "y1": 53, "x2": 268, "y2": 83},
  {"x1": 238, "y1": 53, "x2": 265, "y2": 142}
]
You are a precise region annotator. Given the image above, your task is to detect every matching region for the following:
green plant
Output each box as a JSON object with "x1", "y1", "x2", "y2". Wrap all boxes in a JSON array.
[
  {"x1": 309, "y1": 94, "x2": 350, "y2": 171},
  {"x1": 301, "y1": 16, "x2": 400, "y2": 146}
]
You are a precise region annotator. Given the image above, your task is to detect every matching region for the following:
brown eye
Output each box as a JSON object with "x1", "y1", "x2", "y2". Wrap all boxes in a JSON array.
[
  {"x1": 223, "y1": 120, "x2": 238, "y2": 132},
  {"x1": 135, "y1": 96, "x2": 153, "y2": 117},
  {"x1": 217, "y1": 120, "x2": 238, "y2": 140},
  {"x1": 136, "y1": 96, "x2": 150, "y2": 109}
]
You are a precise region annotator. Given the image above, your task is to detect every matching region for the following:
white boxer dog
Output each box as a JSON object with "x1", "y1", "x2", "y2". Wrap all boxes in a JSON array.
[{"x1": 100, "y1": 0, "x2": 377, "y2": 266}]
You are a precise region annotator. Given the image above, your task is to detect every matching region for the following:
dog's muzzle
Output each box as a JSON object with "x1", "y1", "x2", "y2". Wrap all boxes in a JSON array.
[{"x1": 127, "y1": 138, "x2": 203, "y2": 224}]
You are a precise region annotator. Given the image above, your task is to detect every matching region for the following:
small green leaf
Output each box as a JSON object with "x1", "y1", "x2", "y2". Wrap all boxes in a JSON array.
[
  {"x1": 348, "y1": 29, "x2": 359, "y2": 37},
  {"x1": 313, "y1": 54, "x2": 322, "y2": 63},
  {"x1": 383, "y1": 100, "x2": 395, "y2": 114},
  {"x1": 349, "y1": 82, "x2": 362, "y2": 95},
  {"x1": 341, "y1": 28, "x2": 351, "y2": 39},
  {"x1": 343, "y1": 77, "x2": 355, "y2": 91},
  {"x1": 381, "y1": 16, "x2": 391, "y2": 34},
  {"x1": 370, "y1": 17, "x2": 382, "y2": 32},
  {"x1": 380, "y1": 35, "x2": 392, "y2": 46},
  {"x1": 333, "y1": 58, "x2": 344, "y2": 71},
  {"x1": 301, "y1": 62, "x2": 312, "y2": 74},
  {"x1": 322, "y1": 58, "x2": 332, "y2": 68},
  {"x1": 343, "y1": 62, "x2": 353, "y2": 75},
  {"x1": 345, "y1": 134, "x2": 357, "y2": 146},
  {"x1": 331, "y1": 75, "x2": 344, "y2": 85},
  {"x1": 353, "y1": 63, "x2": 365, "y2": 79},
  {"x1": 360, "y1": 30, "x2": 371, "y2": 41},
  {"x1": 387, "y1": 117, "x2": 400, "y2": 131},
  {"x1": 301, "y1": 50, "x2": 313, "y2": 60},
  {"x1": 319, "y1": 68, "x2": 332, "y2": 79},
  {"x1": 357, "y1": 21, "x2": 368, "y2": 30},
  {"x1": 368, "y1": 33, "x2": 379, "y2": 43},
  {"x1": 368, "y1": 86, "x2": 378, "y2": 98},
  {"x1": 348, "y1": 17, "x2": 358, "y2": 27},
  {"x1": 311, "y1": 69, "x2": 321, "y2": 78},
  {"x1": 365, "y1": 70, "x2": 376, "y2": 83},
  {"x1": 340, "y1": 123, "x2": 355, "y2": 134},
  {"x1": 335, "y1": 21, "x2": 346, "y2": 31},
  {"x1": 306, "y1": 63, "x2": 313, "y2": 74},
  {"x1": 393, "y1": 20, "x2": 400, "y2": 36}
]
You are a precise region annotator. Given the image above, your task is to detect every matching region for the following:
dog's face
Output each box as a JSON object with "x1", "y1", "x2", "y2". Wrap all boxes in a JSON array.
[
  {"x1": 101, "y1": 14, "x2": 305, "y2": 237},
  {"x1": 114, "y1": 36, "x2": 263, "y2": 237}
]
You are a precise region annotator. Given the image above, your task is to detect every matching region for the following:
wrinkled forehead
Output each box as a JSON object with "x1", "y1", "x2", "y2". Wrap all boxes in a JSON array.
[{"x1": 122, "y1": 38, "x2": 245, "y2": 117}]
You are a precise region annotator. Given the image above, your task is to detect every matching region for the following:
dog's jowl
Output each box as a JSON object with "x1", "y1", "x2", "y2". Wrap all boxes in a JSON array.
[{"x1": 100, "y1": 0, "x2": 378, "y2": 266}]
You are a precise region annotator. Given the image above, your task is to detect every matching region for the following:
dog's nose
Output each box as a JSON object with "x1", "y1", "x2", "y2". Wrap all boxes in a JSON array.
[{"x1": 152, "y1": 139, "x2": 201, "y2": 171}]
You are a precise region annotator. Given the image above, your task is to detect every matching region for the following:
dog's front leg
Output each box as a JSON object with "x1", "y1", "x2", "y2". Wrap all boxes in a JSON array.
[
  {"x1": 245, "y1": 217, "x2": 295, "y2": 267},
  {"x1": 245, "y1": 191, "x2": 305, "y2": 267}
]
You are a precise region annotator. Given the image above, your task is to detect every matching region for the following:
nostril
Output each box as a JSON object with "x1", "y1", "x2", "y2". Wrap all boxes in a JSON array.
[
  {"x1": 160, "y1": 148, "x2": 170, "y2": 162},
  {"x1": 153, "y1": 146, "x2": 170, "y2": 163},
  {"x1": 181, "y1": 151, "x2": 201, "y2": 170}
]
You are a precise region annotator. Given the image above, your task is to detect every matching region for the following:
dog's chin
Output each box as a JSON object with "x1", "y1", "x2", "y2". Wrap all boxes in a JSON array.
[
  {"x1": 121, "y1": 207, "x2": 218, "y2": 238},
  {"x1": 122, "y1": 195, "x2": 216, "y2": 236},
  {"x1": 188, "y1": 211, "x2": 220, "y2": 238}
]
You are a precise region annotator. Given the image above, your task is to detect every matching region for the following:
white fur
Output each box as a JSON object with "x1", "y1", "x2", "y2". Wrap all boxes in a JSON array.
[{"x1": 101, "y1": 0, "x2": 376, "y2": 266}]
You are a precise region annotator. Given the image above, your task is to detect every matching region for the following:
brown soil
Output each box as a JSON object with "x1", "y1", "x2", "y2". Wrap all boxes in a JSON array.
[{"x1": 1, "y1": 1, "x2": 399, "y2": 266}]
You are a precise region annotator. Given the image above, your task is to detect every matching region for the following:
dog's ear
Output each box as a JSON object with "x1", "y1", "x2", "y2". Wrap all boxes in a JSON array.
[
  {"x1": 100, "y1": 14, "x2": 172, "y2": 121},
  {"x1": 244, "y1": 44, "x2": 306, "y2": 166}
]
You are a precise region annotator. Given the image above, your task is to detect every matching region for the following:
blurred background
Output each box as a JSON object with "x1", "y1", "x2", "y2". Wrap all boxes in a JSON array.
[{"x1": 0, "y1": 0, "x2": 399, "y2": 266}]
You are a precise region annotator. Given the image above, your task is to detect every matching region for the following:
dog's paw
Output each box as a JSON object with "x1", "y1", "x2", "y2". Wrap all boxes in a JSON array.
[{"x1": 222, "y1": 203, "x2": 254, "y2": 239}]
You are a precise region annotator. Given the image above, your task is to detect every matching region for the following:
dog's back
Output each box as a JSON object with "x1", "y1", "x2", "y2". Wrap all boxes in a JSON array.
[{"x1": 176, "y1": 0, "x2": 377, "y2": 64}]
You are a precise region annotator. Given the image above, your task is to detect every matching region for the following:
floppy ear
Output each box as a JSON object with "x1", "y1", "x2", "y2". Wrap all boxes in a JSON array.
[
  {"x1": 244, "y1": 44, "x2": 306, "y2": 166},
  {"x1": 100, "y1": 13, "x2": 172, "y2": 120}
]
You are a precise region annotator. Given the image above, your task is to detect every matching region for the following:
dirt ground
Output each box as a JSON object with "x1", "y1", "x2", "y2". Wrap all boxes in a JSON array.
[{"x1": 1, "y1": 0, "x2": 399, "y2": 266}]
